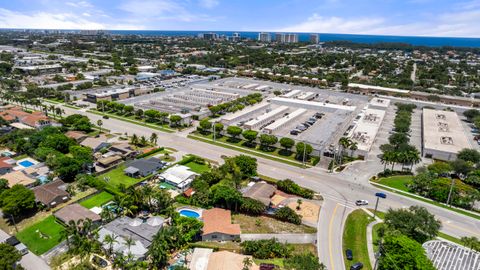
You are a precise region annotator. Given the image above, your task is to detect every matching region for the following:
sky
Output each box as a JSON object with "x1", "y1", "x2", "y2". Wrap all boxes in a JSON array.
[{"x1": 0, "y1": 0, "x2": 480, "y2": 37}]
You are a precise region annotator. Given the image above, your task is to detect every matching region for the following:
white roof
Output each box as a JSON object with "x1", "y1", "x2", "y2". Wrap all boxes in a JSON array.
[
  {"x1": 220, "y1": 102, "x2": 270, "y2": 122},
  {"x1": 422, "y1": 109, "x2": 471, "y2": 155},
  {"x1": 349, "y1": 83, "x2": 410, "y2": 94},
  {"x1": 349, "y1": 108, "x2": 386, "y2": 152},
  {"x1": 271, "y1": 97, "x2": 356, "y2": 111},
  {"x1": 263, "y1": 108, "x2": 307, "y2": 131},
  {"x1": 160, "y1": 165, "x2": 197, "y2": 185},
  {"x1": 10, "y1": 122, "x2": 34, "y2": 130},
  {"x1": 244, "y1": 106, "x2": 289, "y2": 127}
]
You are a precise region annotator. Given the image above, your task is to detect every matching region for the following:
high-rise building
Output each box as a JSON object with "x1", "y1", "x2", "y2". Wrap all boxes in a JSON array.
[
  {"x1": 274, "y1": 33, "x2": 298, "y2": 43},
  {"x1": 310, "y1": 33, "x2": 320, "y2": 44},
  {"x1": 258, "y1": 32, "x2": 271, "y2": 42},
  {"x1": 232, "y1": 32, "x2": 241, "y2": 41},
  {"x1": 198, "y1": 32, "x2": 218, "y2": 40}
]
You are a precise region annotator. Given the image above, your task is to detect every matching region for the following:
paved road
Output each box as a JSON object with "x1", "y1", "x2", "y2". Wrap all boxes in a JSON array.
[
  {"x1": 240, "y1": 233, "x2": 316, "y2": 244},
  {"x1": 20, "y1": 252, "x2": 51, "y2": 270},
  {"x1": 50, "y1": 104, "x2": 480, "y2": 270}
]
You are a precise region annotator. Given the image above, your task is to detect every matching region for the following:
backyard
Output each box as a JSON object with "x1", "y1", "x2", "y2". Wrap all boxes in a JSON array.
[
  {"x1": 98, "y1": 164, "x2": 149, "y2": 192},
  {"x1": 79, "y1": 191, "x2": 114, "y2": 209},
  {"x1": 16, "y1": 215, "x2": 65, "y2": 255},
  {"x1": 183, "y1": 160, "x2": 211, "y2": 174},
  {"x1": 232, "y1": 213, "x2": 317, "y2": 234},
  {"x1": 343, "y1": 209, "x2": 373, "y2": 270}
]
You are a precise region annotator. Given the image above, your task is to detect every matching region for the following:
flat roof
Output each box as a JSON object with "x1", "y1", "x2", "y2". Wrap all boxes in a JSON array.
[
  {"x1": 244, "y1": 106, "x2": 289, "y2": 127},
  {"x1": 271, "y1": 97, "x2": 356, "y2": 111},
  {"x1": 369, "y1": 97, "x2": 391, "y2": 109},
  {"x1": 263, "y1": 108, "x2": 307, "y2": 131},
  {"x1": 349, "y1": 108, "x2": 386, "y2": 152},
  {"x1": 349, "y1": 83, "x2": 410, "y2": 94},
  {"x1": 422, "y1": 109, "x2": 471, "y2": 154},
  {"x1": 220, "y1": 102, "x2": 270, "y2": 122},
  {"x1": 281, "y1": 89, "x2": 301, "y2": 98}
]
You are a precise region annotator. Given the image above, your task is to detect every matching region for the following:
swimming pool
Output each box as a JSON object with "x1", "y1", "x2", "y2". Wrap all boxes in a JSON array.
[
  {"x1": 18, "y1": 160, "x2": 34, "y2": 168},
  {"x1": 179, "y1": 209, "x2": 200, "y2": 219}
]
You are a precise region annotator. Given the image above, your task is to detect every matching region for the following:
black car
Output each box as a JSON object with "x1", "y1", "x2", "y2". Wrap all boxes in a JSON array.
[
  {"x1": 346, "y1": 249, "x2": 353, "y2": 260},
  {"x1": 350, "y1": 262, "x2": 363, "y2": 270},
  {"x1": 102, "y1": 115, "x2": 109, "y2": 119}
]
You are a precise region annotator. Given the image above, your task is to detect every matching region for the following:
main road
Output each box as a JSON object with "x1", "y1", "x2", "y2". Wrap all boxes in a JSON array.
[{"x1": 59, "y1": 104, "x2": 480, "y2": 270}]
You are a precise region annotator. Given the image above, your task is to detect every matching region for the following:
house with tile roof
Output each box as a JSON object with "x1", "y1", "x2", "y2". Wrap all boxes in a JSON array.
[
  {"x1": 201, "y1": 208, "x2": 241, "y2": 241},
  {"x1": 2, "y1": 171, "x2": 36, "y2": 188},
  {"x1": 32, "y1": 180, "x2": 70, "y2": 208}
]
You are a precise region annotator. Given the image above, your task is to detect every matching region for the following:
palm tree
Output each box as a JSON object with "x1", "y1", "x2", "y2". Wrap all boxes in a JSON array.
[
  {"x1": 130, "y1": 134, "x2": 139, "y2": 146},
  {"x1": 408, "y1": 149, "x2": 421, "y2": 171},
  {"x1": 296, "y1": 199, "x2": 302, "y2": 210},
  {"x1": 140, "y1": 136, "x2": 148, "y2": 147},
  {"x1": 49, "y1": 105, "x2": 56, "y2": 117},
  {"x1": 461, "y1": 236, "x2": 479, "y2": 251},
  {"x1": 125, "y1": 236, "x2": 135, "y2": 254},
  {"x1": 55, "y1": 107, "x2": 64, "y2": 118},
  {"x1": 242, "y1": 257, "x2": 253, "y2": 270},
  {"x1": 150, "y1": 133, "x2": 158, "y2": 145},
  {"x1": 103, "y1": 233, "x2": 118, "y2": 257},
  {"x1": 97, "y1": 119, "x2": 103, "y2": 133},
  {"x1": 338, "y1": 137, "x2": 351, "y2": 164},
  {"x1": 349, "y1": 141, "x2": 358, "y2": 157}
]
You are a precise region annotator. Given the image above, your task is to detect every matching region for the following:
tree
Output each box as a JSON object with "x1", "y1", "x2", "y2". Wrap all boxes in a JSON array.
[
  {"x1": 274, "y1": 206, "x2": 301, "y2": 224},
  {"x1": 259, "y1": 134, "x2": 278, "y2": 151},
  {"x1": 0, "y1": 179, "x2": 8, "y2": 195},
  {"x1": 233, "y1": 155, "x2": 258, "y2": 177},
  {"x1": 384, "y1": 206, "x2": 441, "y2": 243},
  {"x1": 295, "y1": 142, "x2": 313, "y2": 161},
  {"x1": 103, "y1": 233, "x2": 118, "y2": 257},
  {"x1": 285, "y1": 253, "x2": 325, "y2": 270},
  {"x1": 169, "y1": 115, "x2": 182, "y2": 127},
  {"x1": 226, "y1": 126, "x2": 243, "y2": 140},
  {"x1": 240, "y1": 198, "x2": 266, "y2": 215},
  {"x1": 457, "y1": 148, "x2": 480, "y2": 163},
  {"x1": 463, "y1": 109, "x2": 480, "y2": 122},
  {"x1": 378, "y1": 234, "x2": 435, "y2": 270},
  {"x1": 0, "y1": 184, "x2": 36, "y2": 217},
  {"x1": 150, "y1": 133, "x2": 158, "y2": 145},
  {"x1": 450, "y1": 158, "x2": 474, "y2": 175},
  {"x1": 214, "y1": 122, "x2": 224, "y2": 135},
  {"x1": 199, "y1": 119, "x2": 212, "y2": 133},
  {"x1": 242, "y1": 130, "x2": 258, "y2": 146},
  {"x1": 242, "y1": 257, "x2": 253, "y2": 270},
  {"x1": 97, "y1": 119, "x2": 103, "y2": 133},
  {"x1": 460, "y1": 236, "x2": 480, "y2": 251},
  {"x1": 427, "y1": 162, "x2": 452, "y2": 176},
  {"x1": 280, "y1": 137, "x2": 295, "y2": 153},
  {"x1": 0, "y1": 243, "x2": 22, "y2": 270}
]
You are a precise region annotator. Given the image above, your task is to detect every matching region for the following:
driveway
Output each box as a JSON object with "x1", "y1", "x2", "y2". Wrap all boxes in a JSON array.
[{"x1": 21, "y1": 252, "x2": 51, "y2": 270}]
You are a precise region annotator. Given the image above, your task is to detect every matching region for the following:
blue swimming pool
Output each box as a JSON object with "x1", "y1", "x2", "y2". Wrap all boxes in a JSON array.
[
  {"x1": 18, "y1": 160, "x2": 34, "y2": 168},
  {"x1": 179, "y1": 209, "x2": 200, "y2": 219}
]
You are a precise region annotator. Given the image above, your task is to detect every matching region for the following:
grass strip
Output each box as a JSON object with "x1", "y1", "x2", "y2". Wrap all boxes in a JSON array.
[
  {"x1": 87, "y1": 110, "x2": 175, "y2": 133},
  {"x1": 343, "y1": 209, "x2": 373, "y2": 270}
]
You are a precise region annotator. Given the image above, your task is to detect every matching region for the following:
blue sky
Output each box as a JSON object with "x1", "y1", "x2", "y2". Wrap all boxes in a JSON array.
[{"x1": 0, "y1": 0, "x2": 480, "y2": 37}]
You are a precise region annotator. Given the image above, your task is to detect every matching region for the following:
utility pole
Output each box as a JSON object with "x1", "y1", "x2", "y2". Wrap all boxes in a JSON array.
[
  {"x1": 446, "y1": 175, "x2": 458, "y2": 206},
  {"x1": 213, "y1": 121, "x2": 216, "y2": 142},
  {"x1": 302, "y1": 141, "x2": 306, "y2": 167},
  {"x1": 10, "y1": 214, "x2": 18, "y2": 233}
]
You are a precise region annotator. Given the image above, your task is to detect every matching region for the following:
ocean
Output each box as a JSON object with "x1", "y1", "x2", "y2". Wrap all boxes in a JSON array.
[{"x1": 108, "y1": 30, "x2": 480, "y2": 48}]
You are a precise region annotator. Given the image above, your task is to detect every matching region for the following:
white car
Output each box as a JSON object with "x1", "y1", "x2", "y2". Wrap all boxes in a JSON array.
[{"x1": 355, "y1": 200, "x2": 369, "y2": 206}]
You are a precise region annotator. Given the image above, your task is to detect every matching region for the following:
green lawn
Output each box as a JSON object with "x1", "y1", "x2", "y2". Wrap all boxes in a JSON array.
[
  {"x1": 375, "y1": 175, "x2": 413, "y2": 192},
  {"x1": 343, "y1": 209, "x2": 373, "y2": 270},
  {"x1": 16, "y1": 216, "x2": 65, "y2": 255},
  {"x1": 79, "y1": 191, "x2": 114, "y2": 209},
  {"x1": 13, "y1": 154, "x2": 28, "y2": 161},
  {"x1": 184, "y1": 161, "x2": 211, "y2": 174},
  {"x1": 98, "y1": 165, "x2": 148, "y2": 192}
]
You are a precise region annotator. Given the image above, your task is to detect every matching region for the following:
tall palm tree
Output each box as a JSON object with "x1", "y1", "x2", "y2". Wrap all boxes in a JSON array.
[
  {"x1": 349, "y1": 141, "x2": 358, "y2": 157},
  {"x1": 55, "y1": 107, "x2": 64, "y2": 118},
  {"x1": 49, "y1": 105, "x2": 56, "y2": 116},
  {"x1": 242, "y1": 257, "x2": 253, "y2": 270},
  {"x1": 338, "y1": 137, "x2": 352, "y2": 164},
  {"x1": 130, "y1": 134, "x2": 139, "y2": 146},
  {"x1": 103, "y1": 233, "x2": 118, "y2": 257},
  {"x1": 125, "y1": 236, "x2": 135, "y2": 254},
  {"x1": 150, "y1": 133, "x2": 158, "y2": 145},
  {"x1": 140, "y1": 136, "x2": 148, "y2": 147},
  {"x1": 97, "y1": 119, "x2": 103, "y2": 133}
]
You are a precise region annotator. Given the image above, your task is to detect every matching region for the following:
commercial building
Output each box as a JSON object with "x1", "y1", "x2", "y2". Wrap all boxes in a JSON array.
[
  {"x1": 348, "y1": 108, "x2": 386, "y2": 158},
  {"x1": 274, "y1": 33, "x2": 298, "y2": 43},
  {"x1": 368, "y1": 97, "x2": 391, "y2": 110},
  {"x1": 270, "y1": 97, "x2": 356, "y2": 113},
  {"x1": 258, "y1": 32, "x2": 271, "y2": 42},
  {"x1": 219, "y1": 102, "x2": 270, "y2": 126},
  {"x1": 14, "y1": 64, "x2": 62, "y2": 75},
  {"x1": 243, "y1": 106, "x2": 289, "y2": 130},
  {"x1": 422, "y1": 109, "x2": 471, "y2": 161},
  {"x1": 263, "y1": 108, "x2": 307, "y2": 134},
  {"x1": 281, "y1": 89, "x2": 302, "y2": 98},
  {"x1": 199, "y1": 33, "x2": 218, "y2": 40}
]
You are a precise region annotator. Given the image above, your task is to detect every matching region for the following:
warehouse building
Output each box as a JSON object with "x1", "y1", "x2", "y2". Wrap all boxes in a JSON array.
[
  {"x1": 243, "y1": 106, "x2": 289, "y2": 130},
  {"x1": 368, "y1": 97, "x2": 391, "y2": 110},
  {"x1": 219, "y1": 102, "x2": 270, "y2": 126},
  {"x1": 422, "y1": 109, "x2": 471, "y2": 161},
  {"x1": 270, "y1": 97, "x2": 356, "y2": 113},
  {"x1": 263, "y1": 108, "x2": 307, "y2": 134}
]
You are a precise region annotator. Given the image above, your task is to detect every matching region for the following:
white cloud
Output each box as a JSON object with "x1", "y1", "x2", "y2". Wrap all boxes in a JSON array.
[
  {"x1": 66, "y1": 1, "x2": 93, "y2": 8},
  {"x1": 0, "y1": 8, "x2": 105, "y2": 29},
  {"x1": 199, "y1": 0, "x2": 219, "y2": 9}
]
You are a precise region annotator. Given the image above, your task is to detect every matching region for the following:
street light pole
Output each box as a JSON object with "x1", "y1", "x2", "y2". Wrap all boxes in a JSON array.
[
  {"x1": 213, "y1": 121, "x2": 216, "y2": 142},
  {"x1": 373, "y1": 192, "x2": 387, "y2": 219},
  {"x1": 302, "y1": 141, "x2": 306, "y2": 167}
]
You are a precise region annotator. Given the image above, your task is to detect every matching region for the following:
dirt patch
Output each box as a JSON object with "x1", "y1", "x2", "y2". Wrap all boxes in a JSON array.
[{"x1": 287, "y1": 201, "x2": 320, "y2": 223}]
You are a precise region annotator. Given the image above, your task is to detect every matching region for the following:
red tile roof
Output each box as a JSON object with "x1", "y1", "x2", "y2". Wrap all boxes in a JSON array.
[{"x1": 202, "y1": 208, "x2": 241, "y2": 236}]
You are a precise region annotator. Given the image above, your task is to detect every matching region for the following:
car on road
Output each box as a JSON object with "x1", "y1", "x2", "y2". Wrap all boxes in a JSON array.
[
  {"x1": 102, "y1": 115, "x2": 109, "y2": 119},
  {"x1": 346, "y1": 249, "x2": 353, "y2": 260},
  {"x1": 355, "y1": 200, "x2": 368, "y2": 206},
  {"x1": 350, "y1": 262, "x2": 363, "y2": 270}
]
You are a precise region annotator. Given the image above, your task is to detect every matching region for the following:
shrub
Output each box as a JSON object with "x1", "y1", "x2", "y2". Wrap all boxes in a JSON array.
[
  {"x1": 274, "y1": 207, "x2": 302, "y2": 225},
  {"x1": 241, "y1": 239, "x2": 292, "y2": 259},
  {"x1": 135, "y1": 147, "x2": 164, "y2": 159},
  {"x1": 277, "y1": 179, "x2": 314, "y2": 199},
  {"x1": 240, "y1": 198, "x2": 266, "y2": 215}
]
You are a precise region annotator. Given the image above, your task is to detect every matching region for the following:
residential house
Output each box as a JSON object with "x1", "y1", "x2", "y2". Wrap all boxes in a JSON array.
[
  {"x1": 110, "y1": 143, "x2": 137, "y2": 159},
  {"x1": 97, "y1": 216, "x2": 164, "y2": 259},
  {"x1": 158, "y1": 165, "x2": 198, "y2": 190},
  {"x1": 201, "y1": 208, "x2": 241, "y2": 241},
  {"x1": 242, "y1": 182, "x2": 276, "y2": 207},
  {"x1": 2, "y1": 171, "x2": 36, "y2": 188},
  {"x1": 0, "y1": 107, "x2": 55, "y2": 129},
  {"x1": 124, "y1": 157, "x2": 165, "y2": 178},
  {"x1": 54, "y1": 203, "x2": 101, "y2": 225},
  {"x1": 0, "y1": 157, "x2": 14, "y2": 175},
  {"x1": 97, "y1": 155, "x2": 123, "y2": 168},
  {"x1": 80, "y1": 137, "x2": 110, "y2": 152},
  {"x1": 32, "y1": 180, "x2": 70, "y2": 208},
  {"x1": 64, "y1": 130, "x2": 88, "y2": 142}
]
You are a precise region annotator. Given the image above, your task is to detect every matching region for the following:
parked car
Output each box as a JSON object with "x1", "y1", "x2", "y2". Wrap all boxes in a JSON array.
[
  {"x1": 346, "y1": 249, "x2": 353, "y2": 260},
  {"x1": 290, "y1": 130, "x2": 300, "y2": 135},
  {"x1": 350, "y1": 262, "x2": 363, "y2": 270},
  {"x1": 303, "y1": 122, "x2": 312, "y2": 127},
  {"x1": 296, "y1": 125, "x2": 307, "y2": 131},
  {"x1": 102, "y1": 115, "x2": 109, "y2": 119},
  {"x1": 355, "y1": 200, "x2": 369, "y2": 206}
]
